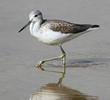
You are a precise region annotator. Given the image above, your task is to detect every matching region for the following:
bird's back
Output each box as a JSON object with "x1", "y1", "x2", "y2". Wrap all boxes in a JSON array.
[{"x1": 41, "y1": 20, "x2": 99, "y2": 34}]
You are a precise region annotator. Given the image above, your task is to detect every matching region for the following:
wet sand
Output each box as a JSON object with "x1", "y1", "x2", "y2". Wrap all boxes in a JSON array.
[{"x1": 0, "y1": 0, "x2": 110, "y2": 100}]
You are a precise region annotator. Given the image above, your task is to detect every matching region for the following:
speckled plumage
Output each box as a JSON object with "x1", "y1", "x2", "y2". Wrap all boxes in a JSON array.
[{"x1": 41, "y1": 20, "x2": 94, "y2": 34}]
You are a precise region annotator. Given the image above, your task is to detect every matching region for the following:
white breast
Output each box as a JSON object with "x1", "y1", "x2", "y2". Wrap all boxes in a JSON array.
[{"x1": 30, "y1": 23, "x2": 73, "y2": 45}]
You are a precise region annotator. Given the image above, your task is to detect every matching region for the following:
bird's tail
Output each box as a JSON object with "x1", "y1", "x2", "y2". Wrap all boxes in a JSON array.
[
  {"x1": 88, "y1": 24, "x2": 100, "y2": 31},
  {"x1": 91, "y1": 25, "x2": 100, "y2": 28}
]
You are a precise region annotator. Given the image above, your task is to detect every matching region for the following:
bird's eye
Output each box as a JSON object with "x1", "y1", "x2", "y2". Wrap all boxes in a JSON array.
[{"x1": 34, "y1": 15, "x2": 38, "y2": 17}]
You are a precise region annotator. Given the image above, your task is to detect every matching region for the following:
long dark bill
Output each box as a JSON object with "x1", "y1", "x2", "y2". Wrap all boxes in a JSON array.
[{"x1": 18, "y1": 21, "x2": 31, "y2": 33}]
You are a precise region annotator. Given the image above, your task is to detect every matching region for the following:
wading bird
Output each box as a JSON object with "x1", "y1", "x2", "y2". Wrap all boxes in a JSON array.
[{"x1": 18, "y1": 10, "x2": 99, "y2": 76}]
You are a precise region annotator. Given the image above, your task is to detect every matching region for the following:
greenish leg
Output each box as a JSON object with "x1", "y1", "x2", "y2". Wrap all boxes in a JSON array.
[
  {"x1": 59, "y1": 45, "x2": 66, "y2": 77},
  {"x1": 36, "y1": 45, "x2": 66, "y2": 76},
  {"x1": 57, "y1": 75, "x2": 65, "y2": 86}
]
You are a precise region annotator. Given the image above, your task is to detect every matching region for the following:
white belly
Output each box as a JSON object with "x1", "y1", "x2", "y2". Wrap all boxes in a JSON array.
[{"x1": 30, "y1": 25, "x2": 73, "y2": 45}]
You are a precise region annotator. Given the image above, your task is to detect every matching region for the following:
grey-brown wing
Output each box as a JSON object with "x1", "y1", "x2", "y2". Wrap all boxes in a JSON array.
[{"x1": 41, "y1": 20, "x2": 92, "y2": 34}]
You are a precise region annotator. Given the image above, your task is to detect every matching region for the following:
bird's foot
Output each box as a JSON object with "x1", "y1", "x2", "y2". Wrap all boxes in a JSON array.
[
  {"x1": 36, "y1": 64, "x2": 45, "y2": 71},
  {"x1": 35, "y1": 61, "x2": 45, "y2": 71}
]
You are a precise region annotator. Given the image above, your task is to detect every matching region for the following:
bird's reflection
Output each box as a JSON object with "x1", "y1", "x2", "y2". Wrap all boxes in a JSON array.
[{"x1": 29, "y1": 76, "x2": 98, "y2": 100}]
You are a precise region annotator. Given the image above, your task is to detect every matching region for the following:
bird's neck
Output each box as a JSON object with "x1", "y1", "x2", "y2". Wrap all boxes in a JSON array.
[{"x1": 30, "y1": 19, "x2": 43, "y2": 34}]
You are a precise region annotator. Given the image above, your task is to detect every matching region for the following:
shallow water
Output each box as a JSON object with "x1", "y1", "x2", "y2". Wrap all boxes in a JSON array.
[{"x1": 0, "y1": 0, "x2": 110, "y2": 100}]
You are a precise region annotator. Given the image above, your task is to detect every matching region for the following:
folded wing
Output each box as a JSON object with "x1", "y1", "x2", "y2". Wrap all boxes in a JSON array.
[{"x1": 41, "y1": 20, "x2": 99, "y2": 34}]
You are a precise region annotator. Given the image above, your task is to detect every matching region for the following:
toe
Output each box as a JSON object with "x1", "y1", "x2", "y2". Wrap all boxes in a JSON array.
[{"x1": 36, "y1": 64, "x2": 45, "y2": 71}]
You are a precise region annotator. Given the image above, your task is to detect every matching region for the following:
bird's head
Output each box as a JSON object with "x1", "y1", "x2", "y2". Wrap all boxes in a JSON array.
[
  {"x1": 18, "y1": 10, "x2": 43, "y2": 33},
  {"x1": 29, "y1": 10, "x2": 43, "y2": 22}
]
